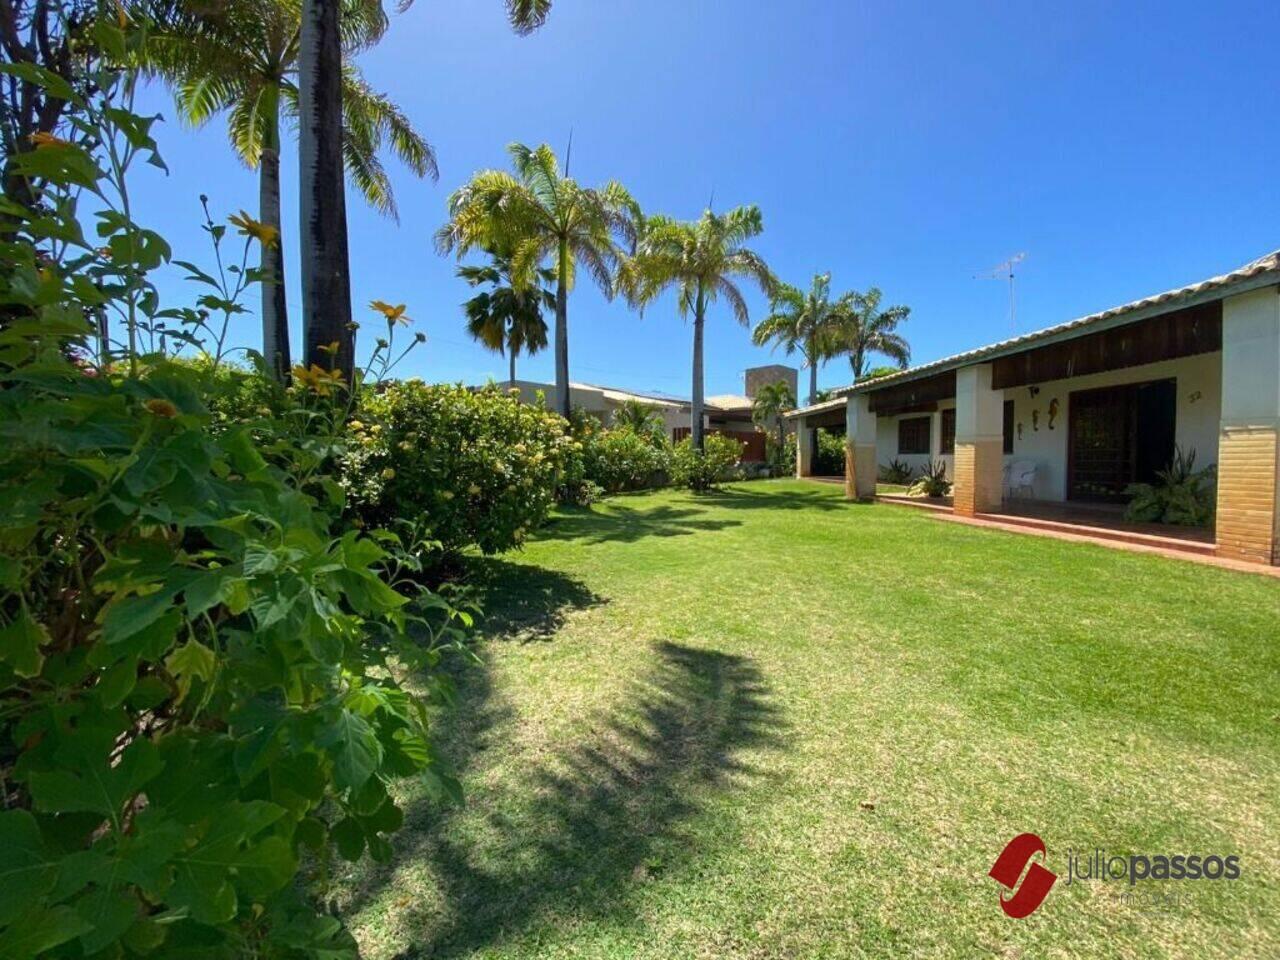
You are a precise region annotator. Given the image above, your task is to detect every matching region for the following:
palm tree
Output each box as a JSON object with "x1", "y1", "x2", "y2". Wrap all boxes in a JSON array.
[
  {"x1": 612, "y1": 397, "x2": 664, "y2": 439},
  {"x1": 835, "y1": 287, "x2": 911, "y2": 380},
  {"x1": 751, "y1": 272, "x2": 853, "y2": 406},
  {"x1": 436, "y1": 142, "x2": 637, "y2": 419},
  {"x1": 619, "y1": 207, "x2": 774, "y2": 450},
  {"x1": 751, "y1": 379, "x2": 795, "y2": 461},
  {"x1": 149, "y1": 0, "x2": 435, "y2": 378},
  {"x1": 294, "y1": 0, "x2": 356, "y2": 374},
  {"x1": 459, "y1": 253, "x2": 554, "y2": 385}
]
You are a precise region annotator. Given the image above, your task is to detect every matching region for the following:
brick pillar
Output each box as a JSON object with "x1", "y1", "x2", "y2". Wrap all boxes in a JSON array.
[
  {"x1": 844, "y1": 394, "x2": 877, "y2": 500},
  {"x1": 1216, "y1": 286, "x2": 1280, "y2": 564},
  {"x1": 953, "y1": 364, "x2": 1004, "y2": 516},
  {"x1": 796, "y1": 417, "x2": 813, "y2": 478}
]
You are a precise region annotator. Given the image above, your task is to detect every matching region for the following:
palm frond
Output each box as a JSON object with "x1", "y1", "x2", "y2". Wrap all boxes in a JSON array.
[
  {"x1": 505, "y1": 0, "x2": 553, "y2": 35},
  {"x1": 342, "y1": 65, "x2": 437, "y2": 181},
  {"x1": 225, "y1": 81, "x2": 272, "y2": 167},
  {"x1": 714, "y1": 276, "x2": 750, "y2": 326}
]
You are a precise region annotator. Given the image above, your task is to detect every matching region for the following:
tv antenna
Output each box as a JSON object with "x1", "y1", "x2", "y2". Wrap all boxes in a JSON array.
[{"x1": 975, "y1": 252, "x2": 1026, "y2": 331}]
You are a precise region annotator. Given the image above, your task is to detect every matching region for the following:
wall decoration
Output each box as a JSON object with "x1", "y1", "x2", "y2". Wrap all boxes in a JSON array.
[
  {"x1": 1188, "y1": 390, "x2": 1202, "y2": 404},
  {"x1": 1032, "y1": 409, "x2": 1040, "y2": 431},
  {"x1": 1028, "y1": 386, "x2": 1040, "y2": 398},
  {"x1": 1017, "y1": 422, "x2": 1024, "y2": 441},
  {"x1": 1047, "y1": 398, "x2": 1059, "y2": 430}
]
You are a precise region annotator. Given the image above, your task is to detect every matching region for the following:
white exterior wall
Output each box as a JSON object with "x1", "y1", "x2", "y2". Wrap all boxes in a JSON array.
[{"x1": 872, "y1": 351, "x2": 1222, "y2": 501}]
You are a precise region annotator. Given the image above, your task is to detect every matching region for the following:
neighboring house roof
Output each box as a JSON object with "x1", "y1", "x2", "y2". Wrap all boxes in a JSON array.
[
  {"x1": 795, "y1": 248, "x2": 1280, "y2": 410},
  {"x1": 705, "y1": 394, "x2": 754, "y2": 412},
  {"x1": 575, "y1": 382, "x2": 688, "y2": 410}
]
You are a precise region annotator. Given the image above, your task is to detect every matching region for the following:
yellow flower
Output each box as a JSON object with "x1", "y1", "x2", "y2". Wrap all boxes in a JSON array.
[
  {"x1": 228, "y1": 210, "x2": 279, "y2": 248},
  {"x1": 290, "y1": 363, "x2": 344, "y2": 397},
  {"x1": 29, "y1": 131, "x2": 71, "y2": 149},
  {"x1": 349, "y1": 420, "x2": 364, "y2": 431},
  {"x1": 370, "y1": 300, "x2": 410, "y2": 326},
  {"x1": 467, "y1": 483, "x2": 481, "y2": 495},
  {"x1": 317, "y1": 340, "x2": 340, "y2": 355},
  {"x1": 143, "y1": 398, "x2": 178, "y2": 419},
  {"x1": 381, "y1": 468, "x2": 396, "y2": 480},
  {"x1": 441, "y1": 490, "x2": 454, "y2": 501}
]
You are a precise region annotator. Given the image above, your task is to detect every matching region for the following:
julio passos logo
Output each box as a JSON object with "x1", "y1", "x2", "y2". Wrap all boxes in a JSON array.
[
  {"x1": 988, "y1": 834, "x2": 1243, "y2": 918},
  {"x1": 989, "y1": 833, "x2": 1057, "y2": 918}
]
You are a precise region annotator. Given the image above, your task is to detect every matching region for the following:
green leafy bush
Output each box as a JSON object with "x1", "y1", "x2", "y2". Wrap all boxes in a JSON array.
[
  {"x1": 343, "y1": 382, "x2": 569, "y2": 556},
  {"x1": 814, "y1": 428, "x2": 847, "y2": 475},
  {"x1": 584, "y1": 427, "x2": 672, "y2": 493},
  {"x1": 0, "y1": 316, "x2": 469, "y2": 960},
  {"x1": 557, "y1": 410, "x2": 673, "y2": 501},
  {"x1": 0, "y1": 63, "x2": 467, "y2": 959},
  {"x1": 670, "y1": 434, "x2": 744, "y2": 491},
  {"x1": 909, "y1": 459, "x2": 951, "y2": 498},
  {"x1": 1124, "y1": 446, "x2": 1216, "y2": 526}
]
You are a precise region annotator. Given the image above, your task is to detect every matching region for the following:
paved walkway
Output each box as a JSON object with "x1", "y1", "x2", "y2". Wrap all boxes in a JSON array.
[{"x1": 799, "y1": 477, "x2": 1280, "y2": 579}]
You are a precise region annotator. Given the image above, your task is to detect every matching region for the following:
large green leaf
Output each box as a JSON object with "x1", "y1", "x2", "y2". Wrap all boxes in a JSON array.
[
  {"x1": 0, "y1": 811, "x2": 59, "y2": 926},
  {"x1": 0, "y1": 906, "x2": 91, "y2": 960},
  {"x1": 0, "y1": 609, "x2": 48, "y2": 677},
  {"x1": 318, "y1": 710, "x2": 383, "y2": 792},
  {"x1": 28, "y1": 737, "x2": 162, "y2": 823},
  {"x1": 100, "y1": 570, "x2": 199, "y2": 646},
  {"x1": 164, "y1": 640, "x2": 216, "y2": 704},
  {"x1": 166, "y1": 801, "x2": 294, "y2": 925}
]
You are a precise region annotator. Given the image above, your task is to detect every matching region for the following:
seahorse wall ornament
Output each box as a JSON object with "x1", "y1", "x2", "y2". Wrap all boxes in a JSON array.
[
  {"x1": 1032, "y1": 409, "x2": 1040, "y2": 431},
  {"x1": 1017, "y1": 422, "x2": 1023, "y2": 441},
  {"x1": 1047, "y1": 398, "x2": 1059, "y2": 430}
]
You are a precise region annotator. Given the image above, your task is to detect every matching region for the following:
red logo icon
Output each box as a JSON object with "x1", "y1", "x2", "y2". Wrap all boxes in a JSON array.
[{"x1": 989, "y1": 833, "x2": 1057, "y2": 917}]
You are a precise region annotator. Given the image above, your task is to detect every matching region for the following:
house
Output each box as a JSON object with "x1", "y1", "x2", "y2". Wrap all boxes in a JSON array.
[
  {"x1": 500, "y1": 365, "x2": 799, "y2": 462},
  {"x1": 786, "y1": 249, "x2": 1280, "y2": 566}
]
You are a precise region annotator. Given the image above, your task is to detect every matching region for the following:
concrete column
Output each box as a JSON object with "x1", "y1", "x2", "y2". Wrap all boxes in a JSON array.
[
  {"x1": 953, "y1": 363, "x2": 1004, "y2": 516},
  {"x1": 796, "y1": 417, "x2": 813, "y2": 478},
  {"x1": 844, "y1": 394, "x2": 877, "y2": 500},
  {"x1": 1216, "y1": 286, "x2": 1280, "y2": 565}
]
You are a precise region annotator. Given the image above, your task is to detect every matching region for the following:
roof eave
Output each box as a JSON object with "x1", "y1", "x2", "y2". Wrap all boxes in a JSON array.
[{"x1": 840, "y1": 265, "x2": 1280, "y2": 397}]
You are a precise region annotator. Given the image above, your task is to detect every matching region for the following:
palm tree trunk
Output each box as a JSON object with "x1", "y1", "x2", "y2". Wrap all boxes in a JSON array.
[
  {"x1": 808, "y1": 358, "x2": 818, "y2": 406},
  {"x1": 554, "y1": 238, "x2": 570, "y2": 418},
  {"x1": 259, "y1": 99, "x2": 291, "y2": 381},
  {"x1": 509, "y1": 346, "x2": 517, "y2": 386},
  {"x1": 691, "y1": 282, "x2": 706, "y2": 451},
  {"x1": 298, "y1": 0, "x2": 354, "y2": 378}
]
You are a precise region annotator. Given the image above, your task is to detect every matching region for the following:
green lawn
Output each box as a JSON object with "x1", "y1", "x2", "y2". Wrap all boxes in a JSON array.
[{"x1": 338, "y1": 480, "x2": 1280, "y2": 959}]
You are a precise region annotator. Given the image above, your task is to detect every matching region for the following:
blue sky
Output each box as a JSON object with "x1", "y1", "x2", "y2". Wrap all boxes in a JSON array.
[{"x1": 129, "y1": 0, "x2": 1280, "y2": 399}]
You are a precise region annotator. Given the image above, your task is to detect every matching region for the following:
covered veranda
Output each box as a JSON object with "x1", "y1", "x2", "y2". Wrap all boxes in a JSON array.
[{"x1": 785, "y1": 249, "x2": 1280, "y2": 567}]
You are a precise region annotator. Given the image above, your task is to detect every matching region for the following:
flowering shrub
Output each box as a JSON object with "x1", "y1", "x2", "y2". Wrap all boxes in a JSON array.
[
  {"x1": 0, "y1": 64, "x2": 467, "y2": 959},
  {"x1": 557, "y1": 411, "x2": 674, "y2": 501},
  {"x1": 670, "y1": 434, "x2": 745, "y2": 491},
  {"x1": 344, "y1": 383, "x2": 569, "y2": 556},
  {"x1": 585, "y1": 427, "x2": 673, "y2": 493}
]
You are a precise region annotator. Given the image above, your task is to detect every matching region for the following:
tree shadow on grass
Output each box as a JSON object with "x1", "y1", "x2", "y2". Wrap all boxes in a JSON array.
[
  {"x1": 343, "y1": 641, "x2": 783, "y2": 959},
  {"x1": 461, "y1": 557, "x2": 606, "y2": 643},
  {"x1": 536, "y1": 503, "x2": 741, "y2": 546}
]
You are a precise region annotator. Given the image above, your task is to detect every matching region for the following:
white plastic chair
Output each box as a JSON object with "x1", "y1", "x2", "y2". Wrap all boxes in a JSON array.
[{"x1": 1006, "y1": 460, "x2": 1037, "y2": 499}]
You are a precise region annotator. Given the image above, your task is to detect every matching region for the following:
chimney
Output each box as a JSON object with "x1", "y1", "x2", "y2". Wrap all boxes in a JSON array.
[{"x1": 744, "y1": 364, "x2": 799, "y2": 400}]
